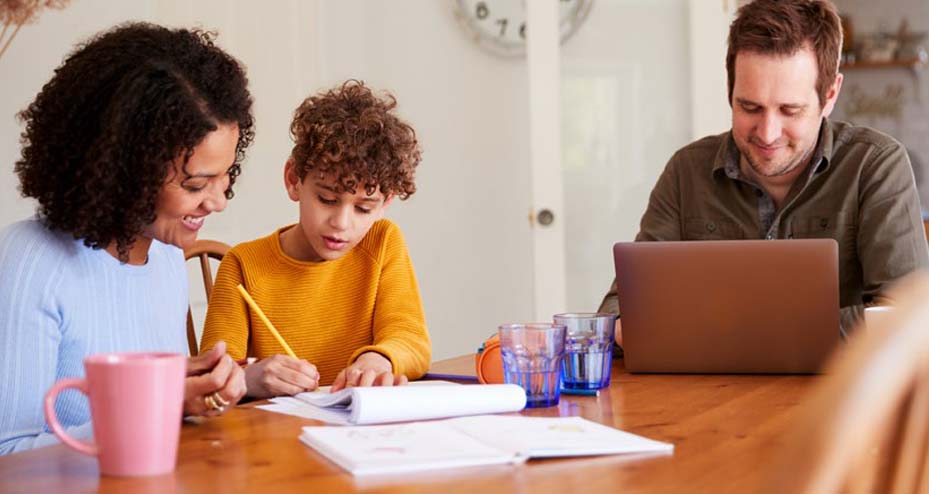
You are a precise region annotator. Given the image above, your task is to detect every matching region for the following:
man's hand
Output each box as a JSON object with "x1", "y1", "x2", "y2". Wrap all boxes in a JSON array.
[
  {"x1": 330, "y1": 352, "x2": 408, "y2": 392},
  {"x1": 614, "y1": 319, "x2": 623, "y2": 347},
  {"x1": 244, "y1": 354, "x2": 319, "y2": 399}
]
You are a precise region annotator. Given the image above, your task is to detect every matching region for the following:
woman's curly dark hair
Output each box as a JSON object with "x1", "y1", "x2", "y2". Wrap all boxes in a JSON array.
[
  {"x1": 290, "y1": 80, "x2": 420, "y2": 199},
  {"x1": 15, "y1": 22, "x2": 255, "y2": 259}
]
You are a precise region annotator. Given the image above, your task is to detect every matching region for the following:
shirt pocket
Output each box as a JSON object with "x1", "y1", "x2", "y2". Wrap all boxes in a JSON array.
[
  {"x1": 787, "y1": 213, "x2": 858, "y2": 280},
  {"x1": 682, "y1": 217, "x2": 746, "y2": 240},
  {"x1": 787, "y1": 213, "x2": 855, "y2": 241}
]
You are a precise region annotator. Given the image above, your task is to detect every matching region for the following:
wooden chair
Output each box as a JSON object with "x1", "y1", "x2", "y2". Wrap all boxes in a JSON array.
[
  {"x1": 766, "y1": 272, "x2": 929, "y2": 494},
  {"x1": 184, "y1": 239, "x2": 230, "y2": 356}
]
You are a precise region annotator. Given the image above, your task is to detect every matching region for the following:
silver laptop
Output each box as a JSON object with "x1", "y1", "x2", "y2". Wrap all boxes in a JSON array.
[{"x1": 613, "y1": 239, "x2": 840, "y2": 374}]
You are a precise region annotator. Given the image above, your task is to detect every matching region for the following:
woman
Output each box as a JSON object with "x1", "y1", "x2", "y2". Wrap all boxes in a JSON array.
[{"x1": 0, "y1": 23, "x2": 255, "y2": 454}]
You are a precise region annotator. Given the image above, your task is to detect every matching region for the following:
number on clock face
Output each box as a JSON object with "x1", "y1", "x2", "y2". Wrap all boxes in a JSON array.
[
  {"x1": 456, "y1": 0, "x2": 590, "y2": 57},
  {"x1": 467, "y1": 0, "x2": 525, "y2": 43}
]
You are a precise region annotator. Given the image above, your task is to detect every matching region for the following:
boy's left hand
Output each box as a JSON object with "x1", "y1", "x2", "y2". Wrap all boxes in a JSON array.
[{"x1": 331, "y1": 352, "x2": 409, "y2": 392}]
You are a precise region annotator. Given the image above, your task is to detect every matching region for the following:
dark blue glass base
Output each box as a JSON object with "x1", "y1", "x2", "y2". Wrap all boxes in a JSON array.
[
  {"x1": 525, "y1": 397, "x2": 560, "y2": 408},
  {"x1": 562, "y1": 381, "x2": 606, "y2": 390}
]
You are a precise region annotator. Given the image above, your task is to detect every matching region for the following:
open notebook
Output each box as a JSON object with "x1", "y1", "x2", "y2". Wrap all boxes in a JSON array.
[
  {"x1": 257, "y1": 382, "x2": 527, "y2": 425},
  {"x1": 301, "y1": 415, "x2": 674, "y2": 476}
]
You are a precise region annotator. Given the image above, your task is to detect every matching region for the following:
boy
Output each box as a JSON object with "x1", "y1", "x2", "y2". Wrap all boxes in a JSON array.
[{"x1": 201, "y1": 80, "x2": 430, "y2": 398}]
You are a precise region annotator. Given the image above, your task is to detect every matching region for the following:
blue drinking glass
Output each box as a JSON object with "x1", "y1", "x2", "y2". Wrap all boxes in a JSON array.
[
  {"x1": 498, "y1": 323, "x2": 566, "y2": 408},
  {"x1": 554, "y1": 313, "x2": 617, "y2": 390}
]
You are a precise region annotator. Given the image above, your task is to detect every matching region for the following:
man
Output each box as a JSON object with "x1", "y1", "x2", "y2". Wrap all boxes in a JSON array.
[{"x1": 600, "y1": 0, "x2": 929, "y2": 343}]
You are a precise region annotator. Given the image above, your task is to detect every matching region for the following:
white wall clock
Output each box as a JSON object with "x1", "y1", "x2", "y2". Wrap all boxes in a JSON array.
[{"x1": 454, "y1": 0, "x2": 593, "y2": 58}]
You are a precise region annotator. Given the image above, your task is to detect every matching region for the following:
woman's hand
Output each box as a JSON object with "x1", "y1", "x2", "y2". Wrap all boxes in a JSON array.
[
  {"x1": 244, "y1": 354, "x2": 319, "y2": 399},
  {"x1": 184, "y1": 341, "x2": 247, "y2": 417},
  {"x1": 331, "y1": 352, "x2": 408, "y2": 392}
]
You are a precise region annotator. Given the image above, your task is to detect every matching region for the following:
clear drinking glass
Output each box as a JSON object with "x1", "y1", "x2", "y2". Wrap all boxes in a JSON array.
[
  {"x1": 554, "y1": 313, "x2": 616, "y2": 390},
  {"x1": 498, "y1": 323, "x2": 567, "y2": 408}
]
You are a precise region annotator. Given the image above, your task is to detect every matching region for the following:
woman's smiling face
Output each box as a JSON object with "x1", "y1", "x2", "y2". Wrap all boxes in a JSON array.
[{"x1": 146, "y1": 123, "x2": 240, "y2": 250}]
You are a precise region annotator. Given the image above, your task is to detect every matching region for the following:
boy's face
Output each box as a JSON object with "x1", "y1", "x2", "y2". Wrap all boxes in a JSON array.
[{"x1": 283, "y1": 160, "x2": 392, "y2": 262}]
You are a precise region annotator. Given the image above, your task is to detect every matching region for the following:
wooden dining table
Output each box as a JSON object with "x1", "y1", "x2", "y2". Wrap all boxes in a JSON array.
[{"x1": 0, "y1": 355, "x2": 818, "y2": 494}]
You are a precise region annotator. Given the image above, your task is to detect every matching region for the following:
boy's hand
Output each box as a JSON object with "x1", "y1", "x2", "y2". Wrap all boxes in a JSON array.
[
  {"x1": 331, "y1": 352, "x2": 408, "y2": 392},
  {"x1": 244, "y1": 354, "x2": 319, "y2": 399}
]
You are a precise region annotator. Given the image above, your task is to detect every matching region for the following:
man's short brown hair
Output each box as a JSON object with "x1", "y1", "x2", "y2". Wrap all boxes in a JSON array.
[
  {"x1": 289, "y1": 80, "x2": 420, "y2": 199},
  {"x1": 726, "y1": 0, "x2": 843, "y2": 107}
]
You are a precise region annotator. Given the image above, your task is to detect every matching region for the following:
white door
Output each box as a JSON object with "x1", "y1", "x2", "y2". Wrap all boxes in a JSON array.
[{"x1": 528, "y1": 0, "x2": 735, "y2": 317}]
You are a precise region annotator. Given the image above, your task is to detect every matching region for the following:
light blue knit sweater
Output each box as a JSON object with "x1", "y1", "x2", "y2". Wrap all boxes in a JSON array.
[{"x1": 0, "y1": 219, "x2": 188, "y2": 455}]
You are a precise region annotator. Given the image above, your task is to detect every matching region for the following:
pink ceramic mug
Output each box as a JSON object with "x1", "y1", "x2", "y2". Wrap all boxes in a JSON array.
[{"x1": 44, "y1": 352, "x2": 187, "y2": 476}]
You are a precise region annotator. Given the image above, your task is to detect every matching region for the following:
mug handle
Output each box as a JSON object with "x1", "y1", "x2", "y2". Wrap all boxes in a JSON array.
[{"x1": 44, "y1": 378, "x2": 98, "y2": 456}]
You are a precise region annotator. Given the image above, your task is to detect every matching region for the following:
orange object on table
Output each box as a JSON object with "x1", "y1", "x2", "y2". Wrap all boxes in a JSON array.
[{"x1": 475, "y1": 334, "x2": 504, "y2": 384}]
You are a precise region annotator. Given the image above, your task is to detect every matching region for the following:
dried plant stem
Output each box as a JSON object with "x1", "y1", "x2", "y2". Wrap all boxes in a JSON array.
[{"x1": 0, "y1": 22, "x2": 24, "y2": 61}]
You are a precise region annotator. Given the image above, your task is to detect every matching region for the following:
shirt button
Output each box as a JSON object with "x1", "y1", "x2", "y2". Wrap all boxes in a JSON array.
[
  {"x1": 820, "y1": 218, "x2": 829, "y2": 229},
  {"x1": 706, "y1": 221, "x2": 717, "y2": 232},
  {"x1": 766, "y1": 233, "x2": 774, "y2": 240}
]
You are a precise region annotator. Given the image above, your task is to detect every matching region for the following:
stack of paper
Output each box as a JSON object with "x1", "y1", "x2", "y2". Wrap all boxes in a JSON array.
[
  {"x1": 300, "y1": 415, "x2": 674, "y2": 476},
  {"x1": 258, "y1": 382, "x2": 527, "y2": 425}
]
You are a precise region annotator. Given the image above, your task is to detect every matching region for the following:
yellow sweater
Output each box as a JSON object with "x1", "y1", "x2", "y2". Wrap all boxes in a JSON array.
[{"x1": 200, "y1": 219, "x2": 431, "y2": 385}]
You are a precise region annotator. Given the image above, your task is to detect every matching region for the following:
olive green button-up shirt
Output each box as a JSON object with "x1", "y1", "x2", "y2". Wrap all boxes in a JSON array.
[{"x1": 599, "y1": 119, "x2": 929, "y2": 335}]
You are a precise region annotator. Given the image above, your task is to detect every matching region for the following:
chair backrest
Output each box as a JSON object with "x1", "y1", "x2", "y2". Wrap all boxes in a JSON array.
[
  {"x1": 766, "y1": 272, "x2": 929, "y2": 494},
  {"x1": 184, "y1": 239, "x2": 231, "y2": 356}
]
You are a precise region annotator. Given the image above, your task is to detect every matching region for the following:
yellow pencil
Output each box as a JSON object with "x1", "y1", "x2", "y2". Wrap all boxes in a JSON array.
[{"x1": 236, "y1": 284, "x2": 297, "y2": 359}]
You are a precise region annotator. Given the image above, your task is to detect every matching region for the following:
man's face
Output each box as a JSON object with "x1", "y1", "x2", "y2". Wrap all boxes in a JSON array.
[{"x1": 731, "y1": 47, "x2": 842, "y2": 180}]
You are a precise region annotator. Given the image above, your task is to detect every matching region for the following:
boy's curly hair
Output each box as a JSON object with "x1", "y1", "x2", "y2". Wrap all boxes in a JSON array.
[
  {"x1": 15, "y1": 22, "x2": 255, "y2": 259},
  {"x1": 289, "y1": 80, "x2": 420, "y2": 199}
]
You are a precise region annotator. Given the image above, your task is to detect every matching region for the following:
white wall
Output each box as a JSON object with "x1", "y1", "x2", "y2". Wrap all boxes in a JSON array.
[
  {"x1": 559, "y1": 0, "x2": 702, "y2": 312},
  {"x1": 0, "y1": 0, "x2": 152, "y2": 225},
  {"x1": 0, "y1": 0, "x2": 535, "y2": 361},
  {"x1": 688, "y1": 0, "x2": 735, "y2": 140}
]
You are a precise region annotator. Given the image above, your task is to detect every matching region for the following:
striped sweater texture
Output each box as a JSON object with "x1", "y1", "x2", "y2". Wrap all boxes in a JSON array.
[
  {"x1": 0, "y1": 219, "x2": 187, "y2": 455},
  {"x1": 200, "y1": 219, "x2": 431, "y2": 385}
]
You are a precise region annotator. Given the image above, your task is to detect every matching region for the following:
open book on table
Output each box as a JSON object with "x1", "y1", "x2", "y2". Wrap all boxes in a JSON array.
[
  {"x1": 300, "y1": 415, "x2": 674, "y2": 476},
  {"x1": 257, "y1": 382, "x2": 527, "y2": 425}
]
